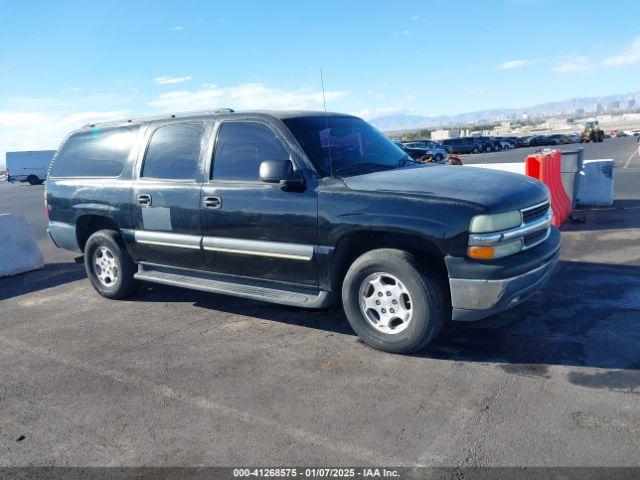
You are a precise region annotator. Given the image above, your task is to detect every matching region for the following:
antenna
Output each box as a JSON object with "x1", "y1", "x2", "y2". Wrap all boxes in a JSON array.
[{"x1": 320, "y1": 67, "x2": 333, "y2": 177}]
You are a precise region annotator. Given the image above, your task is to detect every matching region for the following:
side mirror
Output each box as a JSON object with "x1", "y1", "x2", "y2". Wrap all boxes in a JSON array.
[{"x1": 259, "y1": 160, "x2": 305, "y2": 189}]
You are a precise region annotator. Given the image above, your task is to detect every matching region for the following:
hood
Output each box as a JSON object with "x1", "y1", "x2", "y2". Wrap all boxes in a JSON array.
[{"x1": 342, "y1": 164, "x2": 549, "y2": 212}]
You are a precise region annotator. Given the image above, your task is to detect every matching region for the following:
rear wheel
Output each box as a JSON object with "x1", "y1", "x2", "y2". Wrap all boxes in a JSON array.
[
  {"x1": 27, "y1": 175, "x2": 39, "y2": 185},
  {"x1": 484, "y1": 146, "x2": 492, "y2": 153},
  {"x1": 342, "y1": 249, "x2": 446, "y2": 353},
  {"x1": 84, "y1": 229, "x2": 137, "y2": 299},
  {"x1": 472, "y1": 147, "x2": 480, "y2": 154},
  {"x1": 434, "y1": 153, "x2": 444, "y2": 162}
]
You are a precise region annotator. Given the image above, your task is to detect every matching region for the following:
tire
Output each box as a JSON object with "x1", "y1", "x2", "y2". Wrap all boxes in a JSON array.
[
  {"x1": 434, "y1": 153, "x2": 443, "y2": 162},
  {"x1": 84, "y1": 229, "x2": 137, "y2": 299},
  {"x1": 342, "y1": 249, "x2": 446, "y2": 353},
  {"x1": 472, "y1": 147, "x2": 480, "y2": 154},
  {"x1": 485, "y1": 146, "x2": 492, "y2": 153},
  {"x1": 27, "y1": 175, "x2": 39, "y2": 185}
]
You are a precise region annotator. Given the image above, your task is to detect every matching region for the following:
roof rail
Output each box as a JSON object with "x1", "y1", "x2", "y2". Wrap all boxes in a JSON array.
[{"x1": 81, "y1": 108, "x2": 237, "y2": 129}]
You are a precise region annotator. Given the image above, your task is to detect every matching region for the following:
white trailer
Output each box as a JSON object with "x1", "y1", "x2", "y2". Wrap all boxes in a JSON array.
[{"x1": 5, "y1": 150, "x2": 56, "y2": 185}]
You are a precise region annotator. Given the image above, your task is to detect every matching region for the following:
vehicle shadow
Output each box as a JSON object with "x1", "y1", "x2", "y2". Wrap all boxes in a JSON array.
[
  {"x1": 134, "y1": 259, "x2": 640, "y2": 372},
  {"x1": 0, "y1": 262, "x2": 86, "y2": 301}
]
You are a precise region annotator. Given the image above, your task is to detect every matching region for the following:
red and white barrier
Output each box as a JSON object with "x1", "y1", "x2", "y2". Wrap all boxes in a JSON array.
[{"x1": 525, "y1": 150, "x2": 571, "y2": 227}]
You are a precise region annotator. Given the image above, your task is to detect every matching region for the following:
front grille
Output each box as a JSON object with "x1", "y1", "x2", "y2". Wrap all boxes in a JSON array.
[
  {"x1": 522, "y1": 202, "x2": 550, "y2": 224},
  {"x1": 524, "y1": 229, "x2": 548, "y2": 248}
]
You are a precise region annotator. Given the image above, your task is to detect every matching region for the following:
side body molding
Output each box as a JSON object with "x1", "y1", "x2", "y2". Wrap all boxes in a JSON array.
[{"x1": 122, "y1": 229, "x2": 316, "y2": 261}]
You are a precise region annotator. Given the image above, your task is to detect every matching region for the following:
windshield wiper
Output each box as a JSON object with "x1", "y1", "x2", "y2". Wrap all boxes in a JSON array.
[
  {"x1": 399, "y1": 154, "x2": 420, "y2": 167},
  {"x1": 334, "y1": 162, "x2": 395, "y2": 175}
]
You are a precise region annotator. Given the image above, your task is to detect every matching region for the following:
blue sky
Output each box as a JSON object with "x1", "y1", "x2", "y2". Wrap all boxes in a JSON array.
[{"x1": 1, "y1": 0, "x2": 640, "y2": 165}]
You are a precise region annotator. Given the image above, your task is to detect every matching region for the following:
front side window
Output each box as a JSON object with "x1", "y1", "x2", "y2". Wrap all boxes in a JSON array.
[
  {"x1": 141, "y1": 123, "x2": 204, "y2": 180},
  {"x1": 50, "y1": 126, "x2": 138, "y2": 177},
  {"x1": 282, "y1": 116, "x2": 407, "y2": 177},
  {"x1": 212, "y1": 122, "x2": 289, "y2": 181}
]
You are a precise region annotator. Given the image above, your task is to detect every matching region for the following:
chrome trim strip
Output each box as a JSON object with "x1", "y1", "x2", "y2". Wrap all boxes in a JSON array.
[
  {"x1": 468, "y1": 210, "x2": 552, "y2": 247},
  {"x1": 129, "y1": 230, "x2": 315, "y2": 261},
  {"x1": 132, "y1": 230, "x2": 202, "y2": 250},
  {"x1": 520, "y1": 200, "x2": 550, "y2": 213},
  {"x1": 202, "y1": 236, "x2": 314, "y2": 261}
]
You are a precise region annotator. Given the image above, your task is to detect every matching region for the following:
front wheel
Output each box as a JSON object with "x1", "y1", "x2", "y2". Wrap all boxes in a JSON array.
[
  {"x1": 27, "y1": 175, "x2": 39, "y2": 185},
  {"x1": 434, "y1": 153, "x2": 444, "y2": 162},
  {"x1": 84, "y1": 229, "x2": 137, "y2": 299},
  {"x1": 472, "y1": 147, "x2": 480, "y2": 154},
  {"x1": 342, "y1": 249, "x2": 446, "y2": 353}
]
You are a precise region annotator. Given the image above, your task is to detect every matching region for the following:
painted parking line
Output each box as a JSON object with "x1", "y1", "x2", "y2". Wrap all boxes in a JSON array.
[{"x1": 624, "y1": 146, "x2": 639, "y2": 169}]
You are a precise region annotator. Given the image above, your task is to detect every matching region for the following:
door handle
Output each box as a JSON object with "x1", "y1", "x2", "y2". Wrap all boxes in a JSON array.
[
  {"x1": 137, "y1": 194, "x2": 152, "y2": 206},
  {"x1": 203, "y1": 196, "x2": 222, "y2": 209}
]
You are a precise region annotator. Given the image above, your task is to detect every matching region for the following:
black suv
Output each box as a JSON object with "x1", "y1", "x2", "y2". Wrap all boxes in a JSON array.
[
  {"x1": 475, "y1": 136, "x2": 502, "y2": 152},
  {"x1": 441, "y1": 137, "x2": 480, "y2": 154},
  {"x1": 46, "y1": 110, "x2": 560, "y2": 353}
]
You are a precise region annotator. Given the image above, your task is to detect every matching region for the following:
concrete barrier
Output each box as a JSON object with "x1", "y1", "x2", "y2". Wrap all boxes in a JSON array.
[
  {"x1": 560, "y1": 149, "x2": 584, "y2": 209},
  {"x1": 575, "y1": 159, "x2": 615, "y2": 207},
  {"x1": 465, "y1": 162, "x2": 525, "y2": 175},
  {"x1": 0, "y1": 213, "x2": 45, "y2": 277}
]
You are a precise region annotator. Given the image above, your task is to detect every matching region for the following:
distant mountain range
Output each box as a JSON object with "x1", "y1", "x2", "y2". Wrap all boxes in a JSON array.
[{"x1": 369, "y1": 91, "x2": 640, "y2": 132}]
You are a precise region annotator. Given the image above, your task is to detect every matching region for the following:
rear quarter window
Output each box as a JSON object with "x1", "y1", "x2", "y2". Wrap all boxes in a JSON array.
[{"x1": 50, "y1": 126, "x2": 138, "y2": 178}]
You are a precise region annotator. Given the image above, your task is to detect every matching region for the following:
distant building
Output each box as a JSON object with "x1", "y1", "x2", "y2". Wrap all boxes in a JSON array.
[
  {"x1": 605, "y1": 101, "x2": 620, "y2": 112},
  {"x1": 492, "y1": 122, "x2": 513, "y2": 135},
  {"x1": 574, "y1": 107, "x2": 585, "y2": 116},
  {"x1": 628, "y1": 99, "x2": 636, "y2": 110},
  {"x1": 431, "y1": 129, "x2": 460, "y2": 140},
  {"x1": 594, "y1": 102, "x2": 604, "y2": 114}
]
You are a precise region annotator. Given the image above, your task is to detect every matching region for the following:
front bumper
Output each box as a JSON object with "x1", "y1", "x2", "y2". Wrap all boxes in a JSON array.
[{"x1": 447, "y1": 227, "x2": 561, "y2": 321}]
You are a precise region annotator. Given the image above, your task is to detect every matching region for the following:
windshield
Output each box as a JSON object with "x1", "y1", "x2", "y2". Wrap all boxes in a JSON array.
[{"x1": 282, "y1": 116, "x2": 408, "y2": 177}]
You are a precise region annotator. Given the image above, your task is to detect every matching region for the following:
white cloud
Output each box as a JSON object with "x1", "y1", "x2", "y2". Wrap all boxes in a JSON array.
[
  {"x1": 411, "y1": 15, "x2": 422, "y2": 21},
  {"x1": 148, "y1": 82, "x2": 345, "y2": 111},
  {"x1": 169, "y1": 25, "x2": 186, "y2": 31},
  {"x1": 552, "y1": 57, "x2": 589, "y2": 74},
  {"x1": 0, "y1": 110, "x2": 129, "y2": 168},
  {"x1": 604, "y1": 36, "x2": 640, "y2": 66},
  {"x1": 355, "y1": 106, "x2": 406, "y2": 120},
  {"x1": 498, "y1": 59, "x2": 534, "y2": 70},
  {"x1": 395, "y1": 29, "x2": 413, "y2": 36},
  {"x1": 155, "y1": 76, "x2": 192, "y2": 85}
]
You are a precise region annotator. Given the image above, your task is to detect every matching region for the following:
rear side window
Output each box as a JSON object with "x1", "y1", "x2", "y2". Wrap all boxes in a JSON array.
[
  {"x1": 142, "y1": 123, "x2": 205, "y2": 180},
  {"x1": 50, "y1": 126, "x2": 138, "y2": 177},
  {"x1": 212, "y1": 122, "x2": 289, "y2": 181}
]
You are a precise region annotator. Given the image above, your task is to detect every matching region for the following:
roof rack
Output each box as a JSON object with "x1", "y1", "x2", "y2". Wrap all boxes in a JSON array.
[{"x1": 82, "y1": 108, "x2": 236, "y2": 129}]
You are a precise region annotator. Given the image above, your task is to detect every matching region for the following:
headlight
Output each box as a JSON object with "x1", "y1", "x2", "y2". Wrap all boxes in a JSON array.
[
  {"x1": 469, "y1": 210, "x2": 522, "y2": 233},
  {"x1": 468, "y1": 239, "x2": 523, "y2": 260}
]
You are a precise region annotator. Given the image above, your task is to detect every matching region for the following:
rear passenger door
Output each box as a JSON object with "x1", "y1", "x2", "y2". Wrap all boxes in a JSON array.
[
  {"x1": 129, "y1": 122, "x2": 207, "y2": 269},
  {"x1": 200, "y1": 119, "x2": 318, "y2": 286}
]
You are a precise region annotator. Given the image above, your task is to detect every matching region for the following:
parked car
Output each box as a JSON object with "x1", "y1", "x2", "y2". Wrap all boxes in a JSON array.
[
  {"x1": 46, "y1": 110, "x2": 560, "y2": 354},
  {"x1": 496, "y1": 138, "x2": 514, "y2": 150},
  {"x1": 548, "y1": 134, "x2": 572, "y2": 145},
  {"x1": 402, "y1": 140, "x2": 450, "y2": 162},
  {"x1": 394, "y1": 141, "x2": 426, "y2": 161},
  {"x1": 5, "y1": 150, "x2": 56, "y2": 185},
  {"x1": 504, "y1": 136, "x2": 524, "y2": 148},
  {"x1": 525, "y1": 135, "x2": 556, "y2": 147},
  {"x1": 567, "y1": 134, "x2": 581, "y2": 143},
  {"x1": 441, "y1": 137, "x2": 483, "y2": 154},
  {"x1": 475, "y1": 136, "x2": 502, "y2": 152}
]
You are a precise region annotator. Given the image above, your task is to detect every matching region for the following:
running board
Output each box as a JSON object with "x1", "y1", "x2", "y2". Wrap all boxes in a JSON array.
[{"x1": 134, "y1": 264, "x2": 333, "y2": 309}]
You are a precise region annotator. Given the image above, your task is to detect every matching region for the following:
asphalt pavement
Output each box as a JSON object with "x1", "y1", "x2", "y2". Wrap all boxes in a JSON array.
[{"x1": 0, "y1": 138, "x2": 639, "y2": 467}]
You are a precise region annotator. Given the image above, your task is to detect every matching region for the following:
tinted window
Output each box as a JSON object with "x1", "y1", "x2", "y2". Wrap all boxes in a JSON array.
[
  {"x1": 283, "y1": 116, "x2": 406, "y2": 177},
  {"x1": 212, "y1": 122, "x2": 289, "y2": 181},
  {"x1": 142, "y1": 123, "x2": 204, "y2": 180},
  {"x1": 50, "y1": 126, "x2": 138, "y2": 177}
]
